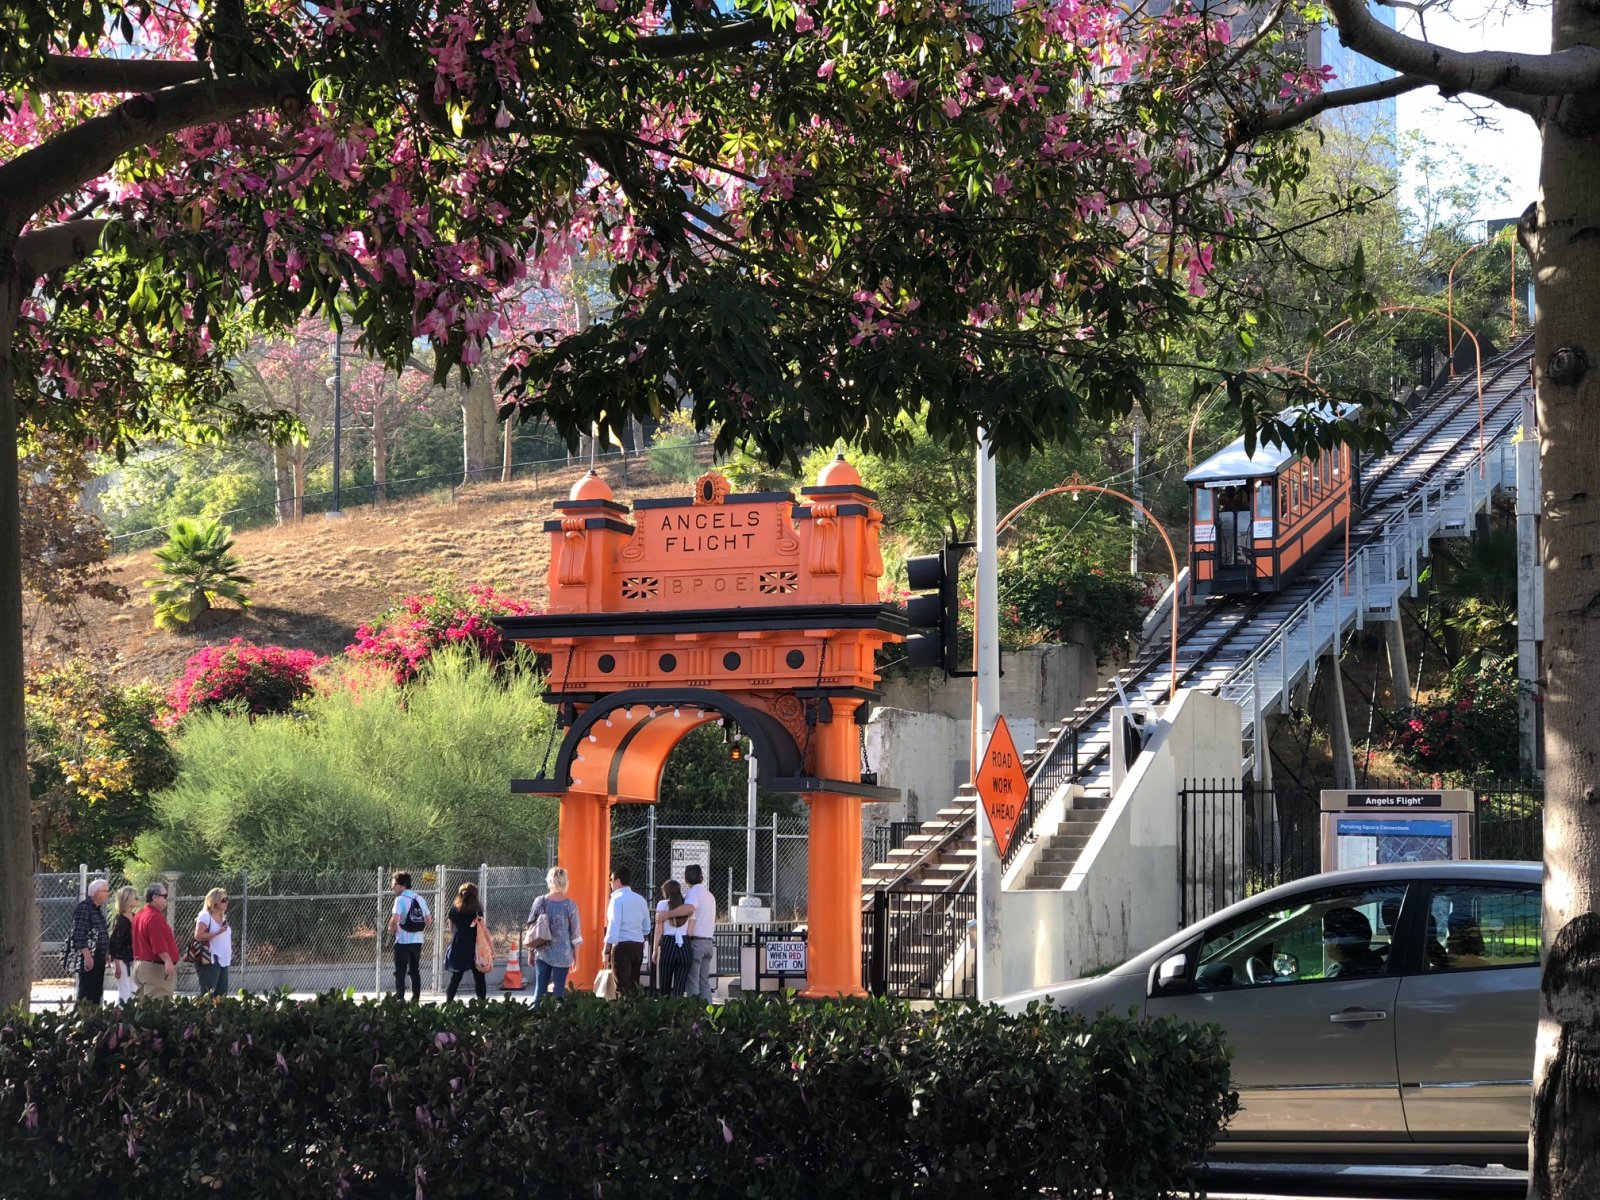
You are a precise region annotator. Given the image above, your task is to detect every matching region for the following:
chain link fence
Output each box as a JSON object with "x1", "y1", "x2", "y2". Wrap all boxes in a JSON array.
[
  {"x1": 610, "y1": 809, "x2": 809, "y2": 920},
  {"x1": 33, "y1": 812, "x2": 831, "y2": 995}
]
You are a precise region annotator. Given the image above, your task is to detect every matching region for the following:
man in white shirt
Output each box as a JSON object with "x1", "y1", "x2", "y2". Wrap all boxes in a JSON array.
[
  {"x1": 603, "y1": 865, "x2": 651, "y2": 995},
  {"x1": 387, "y1": 871, "x2": 433, "y2": 1002},
  {"x1": 666, "y1": 864, "x2": 717, "y2": 1003}
]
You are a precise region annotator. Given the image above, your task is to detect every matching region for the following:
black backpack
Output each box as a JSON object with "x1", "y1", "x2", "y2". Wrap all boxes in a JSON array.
[{"x1": 400, "y1": 894, "x2": 427, "y2": 934}]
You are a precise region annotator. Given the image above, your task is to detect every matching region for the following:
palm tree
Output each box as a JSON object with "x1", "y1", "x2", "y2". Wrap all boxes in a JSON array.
[
  {"x1": 145, "y1": 518, "x2": 253, "y2": 630},
  {"x1": 1433, "y1": 525, "x2": 1517, "y2": 669}
]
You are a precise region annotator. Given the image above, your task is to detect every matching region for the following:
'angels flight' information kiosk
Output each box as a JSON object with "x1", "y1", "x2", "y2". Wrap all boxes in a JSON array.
[{"x1": 1320, "y1": 788, "x2": 1476, "y2": 872}]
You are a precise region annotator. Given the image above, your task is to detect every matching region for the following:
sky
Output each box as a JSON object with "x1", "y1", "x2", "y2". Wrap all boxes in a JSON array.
[{"x1": 1394, "y1": 1, "x2": 1550, "y2": 226}]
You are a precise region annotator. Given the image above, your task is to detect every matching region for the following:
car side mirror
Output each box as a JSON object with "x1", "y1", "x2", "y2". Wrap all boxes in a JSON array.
[
  {"x1": 1152, "y1": 952, "x2": 1188, "y2": 994},
  {"x1": 1273, "y1": 952, "x2": 1299, "y2": 978}
]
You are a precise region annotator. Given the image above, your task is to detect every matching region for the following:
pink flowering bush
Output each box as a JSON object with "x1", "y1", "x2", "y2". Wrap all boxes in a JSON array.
[
  {"x1": 346, "y1": 583, "x2": 536, "y2": 684},
  {"x1": 166, "y1": 640, "x2": 328, "y2": 723},
  {"x1": 1390, "y1": 658, "x2": 1520, "y2": 777}
]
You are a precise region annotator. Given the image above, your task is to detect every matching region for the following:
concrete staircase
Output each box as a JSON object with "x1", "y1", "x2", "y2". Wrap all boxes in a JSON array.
[
  {"x1": 1021, "y1": 794, "x2": 1112, "y2": 888},
  {"x1": 862, "y1": 790, "x2": 977, "y2": 893}
]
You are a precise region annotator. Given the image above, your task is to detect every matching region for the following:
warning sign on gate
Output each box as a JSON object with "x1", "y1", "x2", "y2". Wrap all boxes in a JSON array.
[{"x1": 975, "y1": 716, "x2": 1028, "y2": 858}]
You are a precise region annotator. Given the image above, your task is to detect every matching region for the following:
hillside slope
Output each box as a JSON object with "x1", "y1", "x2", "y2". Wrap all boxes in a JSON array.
[{"x1": 43, "y1": 460, "x2": 691, "y2": 688}]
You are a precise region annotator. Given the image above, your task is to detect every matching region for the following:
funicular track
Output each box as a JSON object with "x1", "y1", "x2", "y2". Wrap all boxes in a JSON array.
[{"x1": 863, "y1": 335, "x2": 1535, "y2": 958}]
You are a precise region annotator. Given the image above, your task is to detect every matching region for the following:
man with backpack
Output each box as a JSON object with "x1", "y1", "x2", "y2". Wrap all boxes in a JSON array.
[{"x1": 387, "y1": 871, "x2": 433, "y2": 1001}]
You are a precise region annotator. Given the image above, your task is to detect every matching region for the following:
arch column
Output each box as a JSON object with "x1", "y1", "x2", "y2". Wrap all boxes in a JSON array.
[
  {"x1": 558, "y1": 790, "x2": 612, "y2": 991},
  {"x1": 802, "y1": 699, "x2": 868, "y2": 998}
]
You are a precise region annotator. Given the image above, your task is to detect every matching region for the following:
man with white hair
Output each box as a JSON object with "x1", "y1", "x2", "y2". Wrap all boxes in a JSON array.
[{"x1": 65, "y1": 879, "x2": 110, "y2": 1005}]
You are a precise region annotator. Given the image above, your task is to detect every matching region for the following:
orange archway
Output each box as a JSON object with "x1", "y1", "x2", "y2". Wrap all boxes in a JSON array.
[{"x1": 497, "y1": 458, "x2": 905, "y2": 998}]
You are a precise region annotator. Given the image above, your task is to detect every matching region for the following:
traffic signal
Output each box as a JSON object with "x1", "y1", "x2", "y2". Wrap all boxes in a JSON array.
[{"x1": 904, "y1": 541, "x2": 970, "y2": 676}]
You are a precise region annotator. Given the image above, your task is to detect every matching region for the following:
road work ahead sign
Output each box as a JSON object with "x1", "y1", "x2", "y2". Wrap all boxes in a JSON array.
[{"x1": 976, "y1": 716, "x2": 1028, "y2": 858}]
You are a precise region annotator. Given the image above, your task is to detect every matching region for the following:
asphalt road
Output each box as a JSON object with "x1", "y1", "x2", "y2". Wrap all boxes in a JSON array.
[{"x1": 1200, "y1": 1161, "x2": 1527, "y2": 1199}]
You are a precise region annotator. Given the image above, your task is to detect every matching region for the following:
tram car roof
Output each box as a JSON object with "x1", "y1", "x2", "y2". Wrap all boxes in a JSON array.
[{"x1": 1184, "y1": 402, "x2": 1361, "y2": 485}]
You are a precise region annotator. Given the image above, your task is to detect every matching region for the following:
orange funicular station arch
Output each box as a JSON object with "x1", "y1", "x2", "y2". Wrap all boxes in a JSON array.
[{"x1": 496, "y1": 458, "x2": 906, "y2": 998}]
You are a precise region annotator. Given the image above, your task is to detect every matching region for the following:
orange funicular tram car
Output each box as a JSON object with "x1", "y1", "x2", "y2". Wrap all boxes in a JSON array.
[{"x1": 1185, "y1": 405, "x2": 1359, "y2": 598}]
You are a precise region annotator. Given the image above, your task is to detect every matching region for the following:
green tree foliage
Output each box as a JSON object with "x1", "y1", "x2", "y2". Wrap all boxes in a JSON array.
[
  {"x1": 98, "y1": 444, "x2": 276, "y2": 538},
  {"x1": 144, "y1": 517, "x2": 252, "y2": 630},
  {"x1": 1431, "y1": 527, "x2": 1518, "y2": 669},
  {"x1": 133, "y1": 650, "x2": 556, "y2": 872},
  {"x1": 998, "y1": 529, "x2": 1153, "y2": 661},
  {"x1": 658, "y1": 724, "x2": 796, "y2": 817},
  {"x1": 646, "y1": 409, "x2": 705, "y2": 484},
  {"x1": 26, "y1": 660, "x2": 175, "y2": 869}
]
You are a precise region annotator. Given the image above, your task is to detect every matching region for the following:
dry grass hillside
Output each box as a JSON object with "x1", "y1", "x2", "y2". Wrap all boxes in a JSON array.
[{"x1": 45, "y1": 459, "x2": 693, "y2": 688}]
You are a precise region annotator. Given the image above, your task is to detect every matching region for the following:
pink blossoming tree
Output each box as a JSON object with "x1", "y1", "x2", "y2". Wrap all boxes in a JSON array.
[{"x1": 0, "y1": 0, "x2": 1353, "y2": 1007}]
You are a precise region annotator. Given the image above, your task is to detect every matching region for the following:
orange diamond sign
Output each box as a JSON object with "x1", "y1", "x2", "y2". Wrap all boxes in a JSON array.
[{"x1": 975, "y1": 715, "x2": 1028, "y2": 858}]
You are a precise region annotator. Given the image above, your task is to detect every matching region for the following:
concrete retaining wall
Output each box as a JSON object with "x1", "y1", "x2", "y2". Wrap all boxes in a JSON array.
[{"x1": 994, "y1": 689, "x2": 1243, "y2": 995}]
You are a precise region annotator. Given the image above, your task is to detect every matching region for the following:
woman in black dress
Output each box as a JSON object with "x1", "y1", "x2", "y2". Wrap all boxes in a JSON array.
[{"x1": 444, "y1": 882, "x2": 487, "y2": 1001}]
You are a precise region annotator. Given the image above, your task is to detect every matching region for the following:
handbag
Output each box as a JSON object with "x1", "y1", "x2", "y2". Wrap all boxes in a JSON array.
[
  {"x1": 183, "y1": 938, "x2": 211, "y2": 967},
  {"x1": 473, "y1": 917, "x2": 495, "y2": 975},
  {"x1": 592, "y1": 968, "x2": 618, "y2": 1001},
  {"x1": 529, "y1": 909, "x2": 554, "y2": 950}
]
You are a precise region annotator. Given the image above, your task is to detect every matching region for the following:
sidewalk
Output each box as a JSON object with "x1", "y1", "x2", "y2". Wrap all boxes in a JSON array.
[{"x1": 28, "y1": 978, "x2": 734, "y2": 1011}]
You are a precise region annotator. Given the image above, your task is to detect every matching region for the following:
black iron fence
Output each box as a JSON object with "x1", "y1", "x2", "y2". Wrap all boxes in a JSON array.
[
  {"x1": 862, "y1": 888, "x2": 976, "y2": 1000},
  {"x1": 1178, "y1": 778, "x2": 1544, "y2": 928}
]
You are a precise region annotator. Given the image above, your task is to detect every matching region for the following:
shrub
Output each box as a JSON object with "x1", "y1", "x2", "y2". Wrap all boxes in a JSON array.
[
  {"x1": 1390, "y1": 656, "x2": 1521, "y2": 777},
  {"x1": 165, "y1": 638, "x2": 327, "y2": 723},
  {"x1": 998, "y1": 529, "x2": 1153, "y2": 660},
  {"x1": 134, "y1": 649, "x2": 557, "y2": 871},
  {"x1": 26, "y1": 661, "x2": 176, "y2": 870},
  {"x1": 347, "y1": 580, "x2": 536, "y2": 684},
  {"x1": 647, "y1": 407, "x2": 705, "y2": 482},
  {"x1": 144, "y1": 516, "x2": 252, "y2": 629},
  {"x1": 0, "y1": 993, "x2": 1236, "y2": 1200}
]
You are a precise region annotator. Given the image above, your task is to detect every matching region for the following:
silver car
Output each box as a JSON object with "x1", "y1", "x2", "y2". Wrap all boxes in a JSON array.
[{"x1": 1002, "y1": 861, "x2": 1540, "y2": 1164}]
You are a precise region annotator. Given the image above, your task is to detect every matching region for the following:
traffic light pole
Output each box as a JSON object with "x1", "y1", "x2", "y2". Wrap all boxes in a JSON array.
[{"x1": 974, "y1": 431, "x2": 1002, "y2": 1001}]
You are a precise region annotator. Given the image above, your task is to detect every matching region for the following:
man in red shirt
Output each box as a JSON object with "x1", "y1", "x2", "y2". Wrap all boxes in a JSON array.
[{"x1": 131, "y1": 882, "x2": 179, "y2": 998}]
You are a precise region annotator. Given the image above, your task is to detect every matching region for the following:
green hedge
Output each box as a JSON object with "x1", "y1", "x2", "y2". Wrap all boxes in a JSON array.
[{"x1": 0, "y1": 994, "x2": 1236, "y2": 1199}]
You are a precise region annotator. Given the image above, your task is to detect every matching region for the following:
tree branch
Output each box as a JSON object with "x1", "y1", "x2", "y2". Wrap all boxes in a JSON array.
[
  {"x1": 633, "y1": 18, "x2": 774, "y2": 59},
  {"x1": 1250, "y1": 74, "x2": 1435, "y2": 134},
  {"x1": 13, "y1": 219, "x2": 111, "y2": 281},
  {"x1": 1325, "y1": 0, "x2": 1600, "y2": 98},
  {"x1": 0, "y1": 70, "x2": 306, "y2": 227},
  {"x1": 35, "y1": 56, "x2": 213, "y2": 94}
]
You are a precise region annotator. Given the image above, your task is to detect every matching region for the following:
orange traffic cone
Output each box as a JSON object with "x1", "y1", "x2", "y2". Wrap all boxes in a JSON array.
[{"x1": 500, "y1": 940, "x2": 525, "y2": 990}]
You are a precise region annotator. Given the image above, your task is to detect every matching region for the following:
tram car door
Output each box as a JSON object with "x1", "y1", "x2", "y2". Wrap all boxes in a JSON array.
[{"x1": 1213, "y1": 484, "x2": 1254, "y2": 589}]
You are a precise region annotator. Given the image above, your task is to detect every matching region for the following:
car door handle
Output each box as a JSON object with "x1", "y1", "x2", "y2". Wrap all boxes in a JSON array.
[{"x1": 1328, "y1": 1009, "x2": 1389, "y2": 1023}]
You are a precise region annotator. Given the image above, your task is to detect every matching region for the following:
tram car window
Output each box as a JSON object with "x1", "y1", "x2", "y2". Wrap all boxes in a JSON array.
[{"x1": 1185, "y1": 405, "x2": 1359, "y2": 598}]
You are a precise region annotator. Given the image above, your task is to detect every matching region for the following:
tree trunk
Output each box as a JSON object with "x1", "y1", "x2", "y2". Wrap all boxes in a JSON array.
[
  {"x1": 0, "y1": 231, "x2": 37, "y2": 1008},
  {"x1": 273, "y1": 444, "x2": 296, "y2": 524},
  {"x1": 502, "y1": 409, "x2": 513, "y2": 483},
  {"x1": 460, "y1": 372, "x2": 498, "y2": 486},
  {"x1": 1527, "y1": 39, "x2": 1600, "y2": 1196},
  {"x1": 291, "y1": 446, "x2": 306, "y2": 522},
  {"x1": 372, "y1": 405, "x2": 388, "y2": 505}
]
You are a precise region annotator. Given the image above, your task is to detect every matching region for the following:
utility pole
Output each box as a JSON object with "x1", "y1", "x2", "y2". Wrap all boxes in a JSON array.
[{"x1": 974, "y1": 432, "x2": 1002, "y2": 1000}]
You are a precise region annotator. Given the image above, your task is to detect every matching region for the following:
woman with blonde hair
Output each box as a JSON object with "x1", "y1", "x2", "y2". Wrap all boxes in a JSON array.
[
  {"x1": 525, "y1": 867, "x2": 581, "y2": 1007},
  {"x1": 108, "y1": 885, "x2": 139, "y2": 1004},
  {"x1": 192, "y1": 887, "x2": 232, "y2": 996}
]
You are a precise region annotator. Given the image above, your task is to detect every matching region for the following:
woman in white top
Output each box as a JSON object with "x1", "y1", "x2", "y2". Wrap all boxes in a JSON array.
[
  {"x1": 653, "y1": 879, "x2": 691, "y2": 996},
  {"x1": 193, "y1": 887, "x2": 233, "y2": 997}
]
